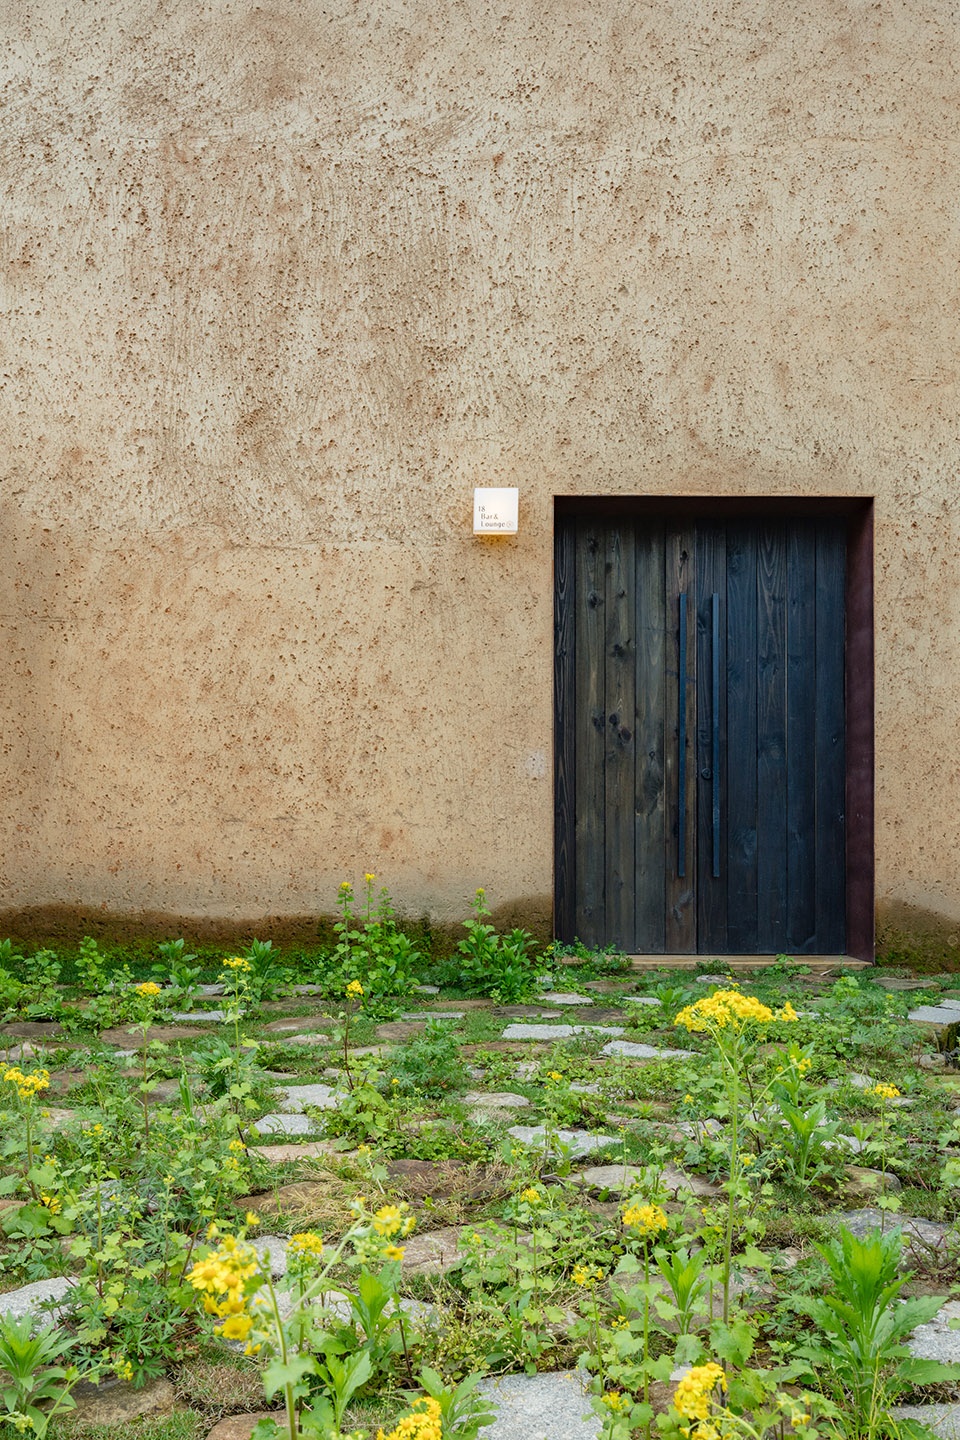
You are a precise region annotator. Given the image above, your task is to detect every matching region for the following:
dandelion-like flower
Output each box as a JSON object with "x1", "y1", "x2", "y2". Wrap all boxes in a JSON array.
[
  {"x1": 372, "y1": 1203, "x2": 415, "y2": 1238},
  {"x1": 223, "y1": 956, "x2": 252, "y2": 972},
  {"x1": 186, "y1": 1233, "x2": 261, "y2": 1342},
  {"x1": 672, "y1": 1362, "x2": 727, "y2": 1422},
  {"x1": 288, "y1": 1231, "x2": 325, "y2": 1260},
  {"x1": 135, "y1": 981, "x2": 162, "y2": 997},
  {"x1": 675, "y1": 989, "x2": 795, "y2": 1033},
  {"x1": 870, "y1": 1082, "x2": 901, "y2": 1101},
  {"x1": 622, "y1": 1202, "x2": 668, "y2": 1238},
  {"x1": 519, "y1": 1187, "x2": 542, "y2": 1205},
  {"x1": 602, "y1": 1391, "x2": 629, "y2": 1413},
  {"x1": 346, "y1": 979, "x2": 364, "y2": 999},
  {"x1": 571, "y1": 1263, "x2": 604, "y2": 1287},
  {"x1": 376, "y1": 1396, "x2": 442, "y2": 1440},
  {"x1": 365, "y1": 872, "x2": 376, "y2": 883},
  {"x1": 2, "y1": 1067, "x2": 50, "y2": 1101}
]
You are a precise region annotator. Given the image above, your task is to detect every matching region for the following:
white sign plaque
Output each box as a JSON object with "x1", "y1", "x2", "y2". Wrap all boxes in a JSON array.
[{"x1": 473, "y1": 487, "x2": 519, "y2": 535}]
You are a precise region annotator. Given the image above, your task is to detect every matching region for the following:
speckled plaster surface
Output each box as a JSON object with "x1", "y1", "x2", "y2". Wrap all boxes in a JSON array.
[{"x1": 2, "y1": 1, "x2": 959, "y2": 933}]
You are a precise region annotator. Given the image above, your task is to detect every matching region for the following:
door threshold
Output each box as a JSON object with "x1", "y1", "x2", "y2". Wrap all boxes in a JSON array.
[{"x1": 626, "y1": 954, "x2": 870, "y2": 974}]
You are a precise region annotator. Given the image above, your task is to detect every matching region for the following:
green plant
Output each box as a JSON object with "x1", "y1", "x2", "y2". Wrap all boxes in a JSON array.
[
  {"x1": 457, "y1": 890, "x2": 538, "y2": 1003},
  {"x1": 329, "y1": 878, "x2": 422, "y2": 999},
  {"x1": 151, "y1": 940, "x2": 202, "y2": 1009},
  {"x1": 75, "y1": 937, "x2": 108, "y2": 996},
  {"x1": 796, "y1": 1224, "x2": 960, "y2": 1440},
  {"x1": 673, "y1": 990, "x2": 800, "y2": 1322},
  {"x1": 0, "y1": 1314, "x2": 90, "y2": 1437},
  {"x1": 407, "y1": 1367, "x2": 495, "y2": 1439},
  {"x1": 389, "y1": 1020, "x2": 467, "y2": 1099}
]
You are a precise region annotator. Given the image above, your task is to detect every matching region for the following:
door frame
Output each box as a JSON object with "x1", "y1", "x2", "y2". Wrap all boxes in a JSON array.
[{"x1": 553, "y1": 496, "x2": 875, "y2": 962}]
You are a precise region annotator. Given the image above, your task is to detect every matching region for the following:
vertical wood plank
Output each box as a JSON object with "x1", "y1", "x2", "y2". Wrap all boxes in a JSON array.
[
  {"x1": 785, "y1": 522, "x2": 817, "y2": 953},
  {"x1": 725, "y1": 524, "x2": 758, "y2": 951},
  {"x1": 816, "y1": 520, "x2": 847, "y2": 952},
  {"x1": 574, "y1": 524, "x2": 607, "y2": 946},
  {"x1": 635, "y1": 521, "x2": 666, "y2": 951},
  {"x1": 553, "y1": 519, "x2": 577, "y2": 943},
  {"x1": 604, "y1": 525, "x2": 636, "y2": 949},
  {"x1": 844, "y1": 505, "x2": 874, "y2": 961},
  {"x1": 696, "y1": 522, "x2": 727, "y2": 952},
  {"x1": 664, "y1": 524, "x2": 696, "y2": 953},
  {"x1": 757, "y1": 523, "x2": 788, "y2": 951}
]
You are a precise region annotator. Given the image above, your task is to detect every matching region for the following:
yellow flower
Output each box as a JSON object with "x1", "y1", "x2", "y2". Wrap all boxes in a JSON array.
[
  {"x1": 391, "y1": 1077, "x2": 400, "y2": 1085},
  {"x1": 223, "y1": 956, "x2": 252, "y2": 972},
  {"x1": 228, "y1": 1138, "x2": 246, "y2": 1153},
  {"x1": 384, "y1": 1244, "x2": 405, "y2": 1261},
  {"x1": 547, "y1": 1070, "x2": 564, "y2": 1082},
  {"x1": 602, "y1": 1391, "x2": 629, "y2": 1413},
  {"x1": 2, "y1": 1068, "x2": 50, "y2": 1102},
  {"x1": 673, "y1": 1362, "x2": 727, "y2": 1422},
  {"x1": 623, "y1": 1202, "x2": 668, "y2": 1238},
  {"x1": 739, "y1": 1152, "x2": 754, "y2": 1167},
  {"x1": 288, "y1": 1231, "x2": 325, "y2": 1259},
  {"x1": 572, "y1": 1263, "x2": 604, "y2": 1287},
  {"x1": 675, "y1": 989, "x2": 783, "y2": 1033},
  {"x1": 346, "y1": 979, "x2": 364, "y2": 999},
  {"x1": 870, "y1": 1082, "x2": 901, "y2": 1101},
  {"x1": 683, "y1": 1094, "x2": 694, "y2": 1103},
  {"x1": 135, "y1": 981, "x2": 162, "y2": 997},
  {"x1": 372, "y1": 1203, "x2": 415, "y2": 1238},
  {"x1": 520, "y1": 1187, "x2": 542, "y2": 1205},
  {"x1": 377, "y1": 1396, "x2": 442, "y2": 1440},
  {"x1": 245, "y1": 1211, "x2": 260, "y2": 1227},
  {"x1": 778, "y1": 1001, "x2": 799, "y2": 1023},
  {"x1": 40, "y1": 1193, "x2": 61, "y2": 1214},
  {"x1": 365, "y1": 872, "x2": 376, "y2": 883},
  {"x1": 611, "y1": 1314, "x2": 630, "y2": 1329},
  {"x1": 218, "y1": 1312, "x2": 254, "y2": 1341},
  {"x1": 339, "y1": 881, "x2": 352, "y2": 892}
]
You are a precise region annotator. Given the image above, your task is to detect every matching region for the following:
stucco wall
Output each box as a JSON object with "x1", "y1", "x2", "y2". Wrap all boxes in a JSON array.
[{"x1": 2, "y1": 0, "x2": 959, "y2": 940}]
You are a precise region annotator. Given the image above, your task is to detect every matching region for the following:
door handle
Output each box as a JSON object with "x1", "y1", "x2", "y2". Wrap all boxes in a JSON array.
[
  {"x1": 678, "y1": 591, "x2": 687, "y2": 877},
  {"x1": 712, "y1": 592, "x2": 721, "y2": 878}
]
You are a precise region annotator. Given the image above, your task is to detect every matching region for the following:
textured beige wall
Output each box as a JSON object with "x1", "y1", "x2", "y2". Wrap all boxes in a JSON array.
[{"x1": 2, "y1": 0, "x2": 959, "y2": 937}]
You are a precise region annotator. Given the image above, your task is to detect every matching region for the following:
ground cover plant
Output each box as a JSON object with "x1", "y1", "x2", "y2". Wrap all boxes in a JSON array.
[{"x1": 2, "y1": 886, "x2": 960, "y2": 1438}]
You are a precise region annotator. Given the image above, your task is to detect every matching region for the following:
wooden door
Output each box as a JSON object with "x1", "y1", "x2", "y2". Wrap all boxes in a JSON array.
[{"x1": 554, "y1": 513, "x2": 846, "y2": 954}]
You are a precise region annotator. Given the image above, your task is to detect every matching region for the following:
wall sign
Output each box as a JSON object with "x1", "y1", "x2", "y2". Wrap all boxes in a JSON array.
[{"x1": 473, "y1": 487, "x2": 519, "y2": 535}]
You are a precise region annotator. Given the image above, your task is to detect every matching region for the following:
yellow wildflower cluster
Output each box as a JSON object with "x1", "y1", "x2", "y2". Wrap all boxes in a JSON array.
[
  {"x1": 376, "y1": 1396, "x2": 442, "y2": 1440},
  {"x1": 673, "y1": 1362, "x2": 727, "y2": 1422},
  {"x1": 223, "y1": 956, "x2": 252, "y2": 972},
  {"x1": 3, "y1": 1067, "x2": 50, "y2": 1101},
  {"x1": 572, "y1": 1263, "x2": 604, "y2": 1287},
  {"x1": 870, "y1": 1082, "x2": 901, "y2": 1101},
  {"x1": 288, "y1": 1231, "x2": 325, "y2": 1260},
  {"x1": 135, "y1": 981, "x2": 162, "y2": 998},
  {"x1": 372, "y1": 1204, "x2": 415, "y2": 1239},
  {"x1": 546, "y1": 1070, "x2": 564, "y2": 1083},
  {"x1": 519, "y1": 1187, "x2": 542, "y2": 1205},
  {"x1": 675, "y1": 990, "x2": 799, "y2": 1033},
  {"x1": 623, "y1": 1202, "x2": 668, "y2": 1238},
  {"x1": 602, "y1": 1391, "x2": 630, "y2": 1413},
  {"x1": 365, "y1": 872, "x2": 376, "y2": 883},
  {"x1": 346, "y1": 979, "x2": 364, "y2": 999},
  {"x1": 186, "y1": 1234, "x2": 261, "y2": 1343}
]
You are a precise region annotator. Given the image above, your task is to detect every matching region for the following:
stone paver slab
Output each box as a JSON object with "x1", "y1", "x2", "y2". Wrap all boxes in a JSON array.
[
  {"x1": 502, "y1": 1024, "x2": 625, "y2": 1040},
  {"x1": 464, "y1": 1091, "x2": 530, "y2": 1108},
  {"x1": 275, "y1": 1083, "x2": 339, "y2": 1113},
  {"x1": 539, "y1": 992, "x2": 595, "y2": 1005},
  {"x1": 478, "y1": 1370, "x2": 600, "y2": 1440},
  {"x1": 247, "y1": 1142, "x2": 339, "y2": 1164},
  {"x1": 0, "y1": 1276, "x2": 76, "y2": 1322},
  {"x1": 253, "y1": 1113, "x2": 319, "y2": 1136},
  {"x1": 507, "y1": 1125, "x2": 618, "y2": 1158},
  {"x1": 602, "y1": 1040, "x2": 695, "y2": 1059},
  {"x1": 908, "y1": 1300, "x2": 960, "y2": 1362}
]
